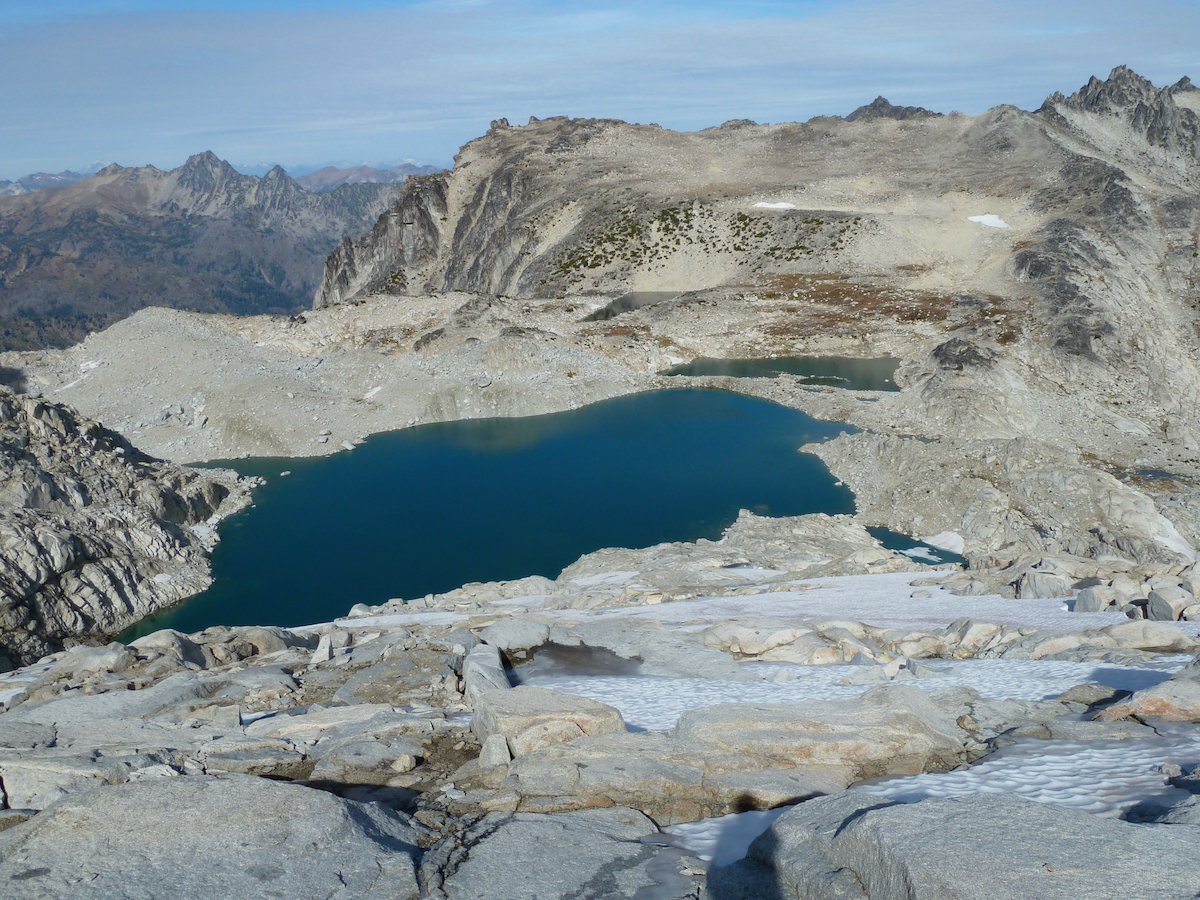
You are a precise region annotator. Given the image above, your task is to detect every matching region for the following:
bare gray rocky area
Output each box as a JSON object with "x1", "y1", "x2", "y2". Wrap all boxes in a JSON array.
[
  {"x1": 2, "y1": 66, "x2": 1200, "y2": 899},
  {"x1": 0, "y1": 389, "x2": 250, "y2": 669}
]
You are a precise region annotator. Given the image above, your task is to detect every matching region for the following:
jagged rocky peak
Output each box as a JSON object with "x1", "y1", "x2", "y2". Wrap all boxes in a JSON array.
[
  {"x1": 315, "y1": 170, "x2": 449, "y2": 307},
  {"x1": 1072, "y1": 65, "x2": 1164, "y2": 112},
  {"x1": 170, "y1": 150, "x2": 247, "y2": 198},
  {"x1": 1172, "y1": 75, "x2": 1198, "y2": 95},
  {"x1": 846, "y1": 96, "x2": 942, "y2": 122},
  {"x1": 1042, "y1": 65, "x2": 1200, "y2": 158}
]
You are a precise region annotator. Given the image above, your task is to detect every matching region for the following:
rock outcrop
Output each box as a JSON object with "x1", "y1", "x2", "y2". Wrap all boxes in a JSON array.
[
  {"x1": 0, "y1": 774, "x2": 426, "y2": 900},
  {"x1": 476, "y1": 685, "x2": 967, "y2": 823},
  {"x1": 0, "y1": 388, "x2": 249, "y2": 667},
  {"x1": 845, "y1": 96, "x2": 943, "y2": 122}
]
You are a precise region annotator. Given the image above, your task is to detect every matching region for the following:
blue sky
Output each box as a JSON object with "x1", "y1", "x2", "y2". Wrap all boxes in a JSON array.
[{"x1": 2, "y1": 0, "x2": 1198, "y2": 180}]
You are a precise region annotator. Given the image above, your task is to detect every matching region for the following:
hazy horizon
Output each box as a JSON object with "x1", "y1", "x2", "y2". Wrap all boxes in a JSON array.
[{"x1": 3, "y1": 1, "x2": 1199, "y2": 182}]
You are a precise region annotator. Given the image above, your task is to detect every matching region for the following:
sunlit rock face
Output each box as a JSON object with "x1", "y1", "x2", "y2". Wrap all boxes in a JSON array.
[{"x1": 0, "y1": 389, "x2": 250, "y2": 668}]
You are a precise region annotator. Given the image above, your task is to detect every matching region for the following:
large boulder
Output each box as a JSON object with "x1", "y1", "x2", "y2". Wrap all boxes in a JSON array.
[
  {"x1": 477, "y1": 617, "x2": 550, "y2": 652},
  {"x1": 674, "y1": 684, "x2": 964, "y2": 778},
  {"x1": 0, "y1": 774, "x2": 425, "y2": 900},
  {"x1": 1148, "y1": 587, "x2": 1195, "y2": 621},
  {"x1": 472, "y1": 685, "x2": 625, "y2": 756},
  {"x1": 705, "y1": 792, "x2": 1200, "y2": 899},
  {"x1": 462, "y1": 643, "x2": 512, "y2": 701},
  {"x1": 1094, "y1": 652, "x2": 1200, "y2": 722}
]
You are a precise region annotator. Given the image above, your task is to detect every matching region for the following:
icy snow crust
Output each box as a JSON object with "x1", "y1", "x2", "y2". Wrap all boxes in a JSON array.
[
  {"x1": 853, "y1": 724, "x2": 1200, "y2": 813},
  {"x1": 668, "y1": 727, "x2": 1200, "y2": 864},
  {"x1": 548, "y1": 572, "x2": 1196, "y2": 634},
  {"x1": 520, "y1": 570, "x2": 1200, "y2": 867},
  {"x1": 526, "y1": 658, "x2": 1182, "y2": 732}
]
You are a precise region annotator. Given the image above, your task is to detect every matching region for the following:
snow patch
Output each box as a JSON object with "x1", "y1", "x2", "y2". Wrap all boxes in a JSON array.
[
  {"x1": 527, "y1": 658, "x2": 1179, "y2": 732},
  {"x1": 490, "y1": 595, "x2": 550, "y2": 607},
  {"x1": 152, "y1": 573, "x2": 173, "y2": 584},
  {"x1": 1153, "y1": 513, "x2": 1198, "y2": 561},
  {"x1": 363, "y1": 386, "x2": 382, "y2": 400},
  {"x1": 323, "y1": 611, "x2": 470, "y2": 630},
  {"x1": 968, "y1": 214, "x2": 1009, "y2": 229},
  {"x1": 57, "y1": 360, "x2": 105, "y2": 392},
  {"x1": 902, "y1": 547, "x2": 942, "y2": 561},
  {"x1": 854, "y1": 725, "x2": 1200, "y2": 816},
  {"x1": 722, "y1": 564, "x2": 787, "y2": 581},
  {"x1": 548, "y1": 572, "x2": 1153, "y2": 634},
  {"x1": 920, "y1": 531, "x2": 965, "y2": 554},
  {"x1": 754, "y1": 202, "x2": 797, "y2": 209},
  {"x1": 668, "y1": 807, "x2": 790, "y2": 865}
]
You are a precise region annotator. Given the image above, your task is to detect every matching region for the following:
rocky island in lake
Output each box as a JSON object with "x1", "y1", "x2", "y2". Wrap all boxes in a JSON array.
[{"x1": 3, "y1": 66, "x2": 1200, "y2": 899}]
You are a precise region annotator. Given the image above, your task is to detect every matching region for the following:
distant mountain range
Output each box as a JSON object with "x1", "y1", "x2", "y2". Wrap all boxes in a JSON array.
[
  {"x1": 0, "y1": 161, "x2": 113, "y2": 196},
  {"x1": 0, "y1": 152, "x2": 406, "y2": 350},
  {"x1": 0, "y1": 160, "x2": 441, "y2": 197},
  {"x1": 293, "y1": 163, "x2": 441, "y2": 193}
]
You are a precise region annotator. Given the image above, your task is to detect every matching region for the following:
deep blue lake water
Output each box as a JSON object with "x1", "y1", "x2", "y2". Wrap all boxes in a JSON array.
[{"x1": 123, "y1": 389, "x2": 857, "y2": 637}]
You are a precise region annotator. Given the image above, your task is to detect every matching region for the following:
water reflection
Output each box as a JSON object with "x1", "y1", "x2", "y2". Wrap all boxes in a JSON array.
[
  {"x1": 662, "y1": 356, "x2": 899, "y2": 391},
  {"x1": 584, "y1": 292, "x2": 679, "y2": 321}
]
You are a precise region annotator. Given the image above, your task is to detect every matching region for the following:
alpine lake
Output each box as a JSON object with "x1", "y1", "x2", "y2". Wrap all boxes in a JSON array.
[{"x1": 123, "y1": 364, "x2": 953, "y2": 639}]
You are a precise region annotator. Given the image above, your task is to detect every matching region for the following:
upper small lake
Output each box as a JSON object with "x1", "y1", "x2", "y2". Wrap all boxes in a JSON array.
[
  {"x1": 584, "y1": 291, "x2": 678, "y2": 321},
  {"x1": 662, "y1": 356, "x2": 899, "y2": 391},
  {"x1": 124, "y1": 389, "x2": 855, "y2": 637}
]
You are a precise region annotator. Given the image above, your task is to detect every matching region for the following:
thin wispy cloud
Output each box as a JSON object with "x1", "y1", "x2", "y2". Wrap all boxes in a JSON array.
[{"x1": 2, "y1": 0, "x2": 1197, "y2": 179}]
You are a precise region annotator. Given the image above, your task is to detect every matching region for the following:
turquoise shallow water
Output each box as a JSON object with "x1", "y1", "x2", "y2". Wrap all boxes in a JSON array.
[
  {"x1": 123, "y1": 389, "x2": 856, "y2": 637},
  {"x1": 662, "y1": 355, "x2": 899, "y2": 390}
]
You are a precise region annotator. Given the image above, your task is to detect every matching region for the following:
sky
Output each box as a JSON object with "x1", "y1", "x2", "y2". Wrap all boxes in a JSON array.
[{"x1": 2, "y1": 0, "x2": 1199, "y2": 181}]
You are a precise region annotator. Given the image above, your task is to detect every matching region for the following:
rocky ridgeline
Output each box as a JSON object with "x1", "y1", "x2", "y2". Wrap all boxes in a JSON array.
[
  {"x1": 0, "y1": 152, "x2": 399, "y2": 350},
  {"x1": 2, "y1": 523, "x2": 1200, "y2": 896},
  {"x1": 0, "y1": 388, "x2": 250, "y2": 669}
]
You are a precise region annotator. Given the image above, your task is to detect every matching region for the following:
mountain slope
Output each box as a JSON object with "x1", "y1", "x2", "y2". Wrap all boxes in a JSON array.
[
  {"x1": 0, "y1": 153, "x2": 397, "y2": 349},
  {"x1": 315, "y1": 67, "x2": 1200, "y2": 437}
]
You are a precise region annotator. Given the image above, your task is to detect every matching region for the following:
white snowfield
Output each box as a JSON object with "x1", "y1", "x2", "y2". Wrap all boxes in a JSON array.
[
  {"x1": 968, "y1": 213, "x2": 1010, "y2": 228},
  {"x1": 753, "y1": 202, "x2": 797, "y2": 209}
]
